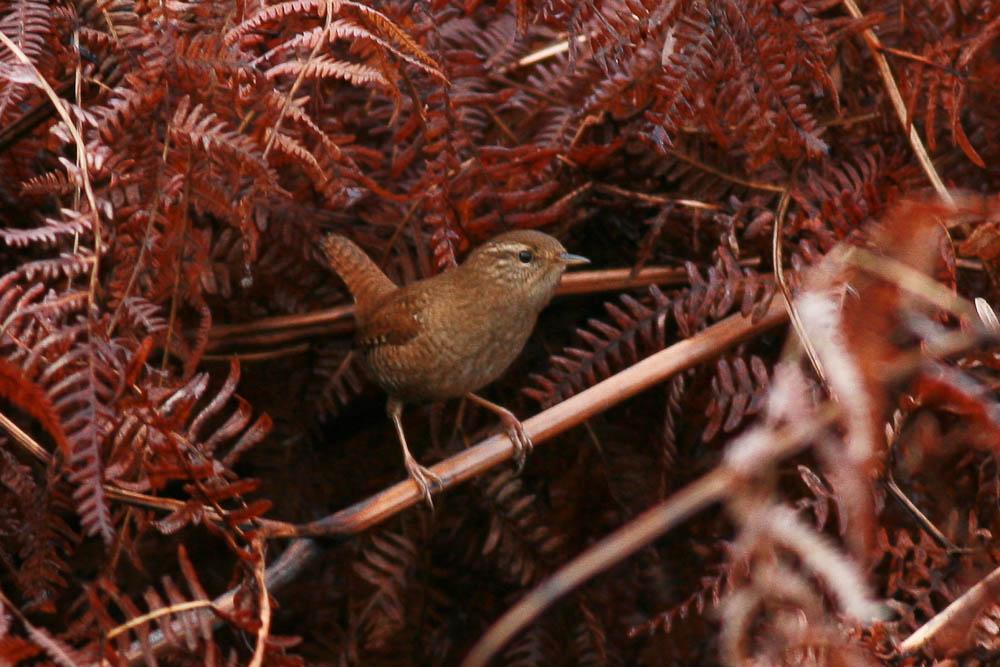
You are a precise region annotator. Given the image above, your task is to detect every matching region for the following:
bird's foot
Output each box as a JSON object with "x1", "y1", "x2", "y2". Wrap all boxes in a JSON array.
[
  {"x1": 498, "y1": 411, "x2": 533, "y2": 472},
  {"x1": 465, "y1": 393, "x2": 534, "y2": 472},
  {"x1": 404, "y1": 454, "x2": 443, "y2": 508}
]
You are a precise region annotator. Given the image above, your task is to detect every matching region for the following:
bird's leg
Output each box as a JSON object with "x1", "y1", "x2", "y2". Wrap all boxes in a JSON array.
[
  {"x1": 466, "y1": 393, "x2": 533, "y2": 472},
  {"x1": 387, "y1": 398, "x2": 442, "y2": 508}
]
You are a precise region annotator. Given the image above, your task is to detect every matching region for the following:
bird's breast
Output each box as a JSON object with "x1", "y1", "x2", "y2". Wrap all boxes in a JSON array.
[{"x1": 364, "y1": 288, "x2": 538, "y2": 403}]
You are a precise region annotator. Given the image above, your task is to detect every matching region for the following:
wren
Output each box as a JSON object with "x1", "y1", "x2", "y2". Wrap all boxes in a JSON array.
[{"x1": 321, "y1": 230, "x2": 589, "y2": 506}]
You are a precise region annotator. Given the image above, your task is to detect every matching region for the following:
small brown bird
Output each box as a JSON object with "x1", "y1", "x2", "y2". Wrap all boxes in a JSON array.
[{"x1": 321, "y1": 230, "x2": 589, "y2": 505}]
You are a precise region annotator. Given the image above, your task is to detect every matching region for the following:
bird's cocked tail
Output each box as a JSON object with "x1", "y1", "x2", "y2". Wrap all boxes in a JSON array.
[{"x1": 320, "y1": 234, "x2": 397, "y2": 319}]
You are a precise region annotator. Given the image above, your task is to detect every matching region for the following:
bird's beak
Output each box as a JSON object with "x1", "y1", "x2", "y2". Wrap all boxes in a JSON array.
[{"x1": 559, "y1": 252, "x2": 590, "y2": 267}]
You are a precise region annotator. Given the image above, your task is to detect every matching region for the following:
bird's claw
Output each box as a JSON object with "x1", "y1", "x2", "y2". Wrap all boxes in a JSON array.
[
  {"x1": 404, "y1": 455, "x2": 443, "y2": 509},
  {"x1": 501, "y1": 416, "x2": 533, "y2": 473}
]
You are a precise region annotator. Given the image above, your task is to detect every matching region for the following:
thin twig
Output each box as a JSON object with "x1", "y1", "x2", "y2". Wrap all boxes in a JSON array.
[
  {"x1": 0, "y1": 31, "x2": 104, "y2": 306},
  {"x1": 877, "y1": 45, "x2": 989, "y2": 86},
  {"x1": 259, "y1": 297, "x2": 789, "y2": 538},
  {"x1": 160, "y1": 157, "x2": 192, "y2": 373},
  {"x1": 0, "y1": 409, "x2": 51, "y2": 462},
  {"x1": 202, "y1": 343, "x2": 311, "y2": 362},
  {"x1": 505, "y1": 35, "x2": 589, "y2": 71},
  {"x1": 593, "y1": 182, "x2": 722, "y2": 211},
  {"x1": 206, "y1": 266, "x2": 741, "y2": 348},
  {"x1": 106, "y1": 600, "x2": 218, "y2": 640},
  {"x1": 840, "y1": 0, "x2": 953, "y2": 204},
  {"x1": 885, "y1": 476, "x2": 966, "y2": 554},
  {"x1": 209, "y1": 305, "x2": 355, "y2": 340},
  {"x1": 773, "y1": 172, "x2": 827, "y2": 384},
  {"x1": 248, "y1": 538, "x2": 271, "y2": 667},
  {"x1": 666, "y1": 149, "x2": 786, "y2": 193},
  {"x1": 210, "y1": 325, "x2": 348, "y2": 350},
  {"x1": 103, "y1": 486, "x2": 222, "y2": 521}
]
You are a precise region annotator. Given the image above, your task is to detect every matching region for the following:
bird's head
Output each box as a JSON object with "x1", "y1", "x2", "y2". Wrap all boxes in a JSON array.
[{"x1": 463, "y1": 230, "x2": 589, "y2": 309}]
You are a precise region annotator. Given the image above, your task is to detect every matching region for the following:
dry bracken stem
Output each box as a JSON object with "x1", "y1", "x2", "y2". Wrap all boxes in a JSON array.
[
  {"x1": 211, "y1": 325, "x2": 348, "y2": 350},
  {"x1": 202, "y1": 343, "x2": 311, "y2": 362},
  {"x1": 160, "y1": 158, "x2": 192, "y2": 373},
  {"x1": 840, "y1": 0, "x2": 953, "y2": 204},
  {"x1": 509, "y1": 34, "x2": 589, "y2": 70},
  {"x1": 106, "y1": 600, "x2": 217, "y2": 640},
  {"x1": 885, "y1": 477, "x2": 964, "y2": 553},
  {"x1": 262, "y1": 0, "x2": 333, "y2": 159},
  {"x1": 69, "y1": 29, "x2": 83, "y2": 281},
  {"x1": 0, "y1": 31, "x2": 103, "y2": 307},
  {"x1": 0, "y1": 409, "x2": 51, "y2": 463},
  {"x1": 900, "y1": 561, "x2": 1000, "y2": 654},
  {"x1": 104, "y1": 486, "x2": 222, "y2": 520},
  {"x1": 460, "y1": 405, "x2": 841, "y2": 667},
  {"x1": 248, "y1": 538, "x2": 271, "y2": 667},
  {"x1": 773, "y1": 179, "x2": 828, "y2": 385},
  {"x1": 206, "y1": 266, "x2": 736, "y2": 347},
  {"x1": 594, "y1": 182, "x2": 722, "y2": 211},
  {"x1": 666, "y1": 148, "x2": 786, "y2": 193}
]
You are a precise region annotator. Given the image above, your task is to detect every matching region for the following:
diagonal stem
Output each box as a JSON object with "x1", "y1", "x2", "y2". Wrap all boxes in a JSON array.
[
  {"x1": 840, "y1": 0, "x2": 953, "y2": 204},
  {"x1": 260, "y1": 296, "x2": 789, "y2": 539}
]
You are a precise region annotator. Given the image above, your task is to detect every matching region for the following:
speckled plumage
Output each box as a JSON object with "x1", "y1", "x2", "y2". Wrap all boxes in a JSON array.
[{"x1": 321, "y1": 230, "x2": 588, "y2": 505}]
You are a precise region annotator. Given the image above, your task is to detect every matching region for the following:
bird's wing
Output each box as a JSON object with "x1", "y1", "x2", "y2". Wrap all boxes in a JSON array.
[{"x1": 355, "y1": 289, "x2": 426, "y2": 349}]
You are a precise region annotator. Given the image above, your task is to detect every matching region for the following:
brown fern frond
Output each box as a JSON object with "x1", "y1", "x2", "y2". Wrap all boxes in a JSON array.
[
  {"x1": 59, "y1": 338, "x2": 119, "y2": 543},
  {"x1": 19, "y1": 170, "x2": 74, "y2": 197},
  {"x1": 228, "y1": 0, "x2": 445, "y2": 81},
  {"x1": 266, "y1": 57, "x2": 389, "y2": 88},
  {"x1": 92, "y1": 546, "x2": 216, "y2": 662},
  {"x1": 702, "y1": 354, "x2": 769, "y2": 442},
  {"x1": 0, "y1": 449, "x2": 76, "y2": 609},
  {"x1": 169, "y1": 96, "x2": 276, "y2": 184},
  {"x1": 529, "y1": 252, "x2": 775, "y2": 408},
  {"x1": 313, "y1": 346, "x2": 364, "y2": 416},
  {"x1": 572, "y1": 601, "x2": 619, "y2": 667},
  {"x1": 476, "y1": 470, "x2": 565, "y2": 586},
  {"x1": 0, "y1": 210, "x2": 93, "y2": 248},
  {"x1": 501, "y1": 621, "x2": 557, "y2": 667},
  {"x1": 0, "y1": 358, "x2": 71, "y2": 457},
  {"x1": 650, "y1": 2, "x2": 719, "y2": 144},
  {"x1": 630, "y1": 552, "x2": 731, "y2": 639},
  {"x1": 0, "y1": 0, "x2": 50, "y2": 123},
  {"x1": 351, "y1": 526, "x2": 423, "y2": 651},
  {"x1": 16, "y1": 254, "x2": 95, "y2": 283}
]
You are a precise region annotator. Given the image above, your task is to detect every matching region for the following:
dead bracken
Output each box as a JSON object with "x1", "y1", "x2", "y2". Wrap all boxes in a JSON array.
[{"x1": 0, "y1": 1, "x2": 998, "y2": 665}]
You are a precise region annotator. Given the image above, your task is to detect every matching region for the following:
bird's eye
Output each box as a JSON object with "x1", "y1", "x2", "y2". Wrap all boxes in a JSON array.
[{"x1": 518, "y1": 249, "x2": 533, "y2": 264}]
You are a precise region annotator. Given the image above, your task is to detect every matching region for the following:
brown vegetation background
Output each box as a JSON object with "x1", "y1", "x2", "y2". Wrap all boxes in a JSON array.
[{"x1": 0, "y1": 0, "x2": 999, "y2": 664}]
